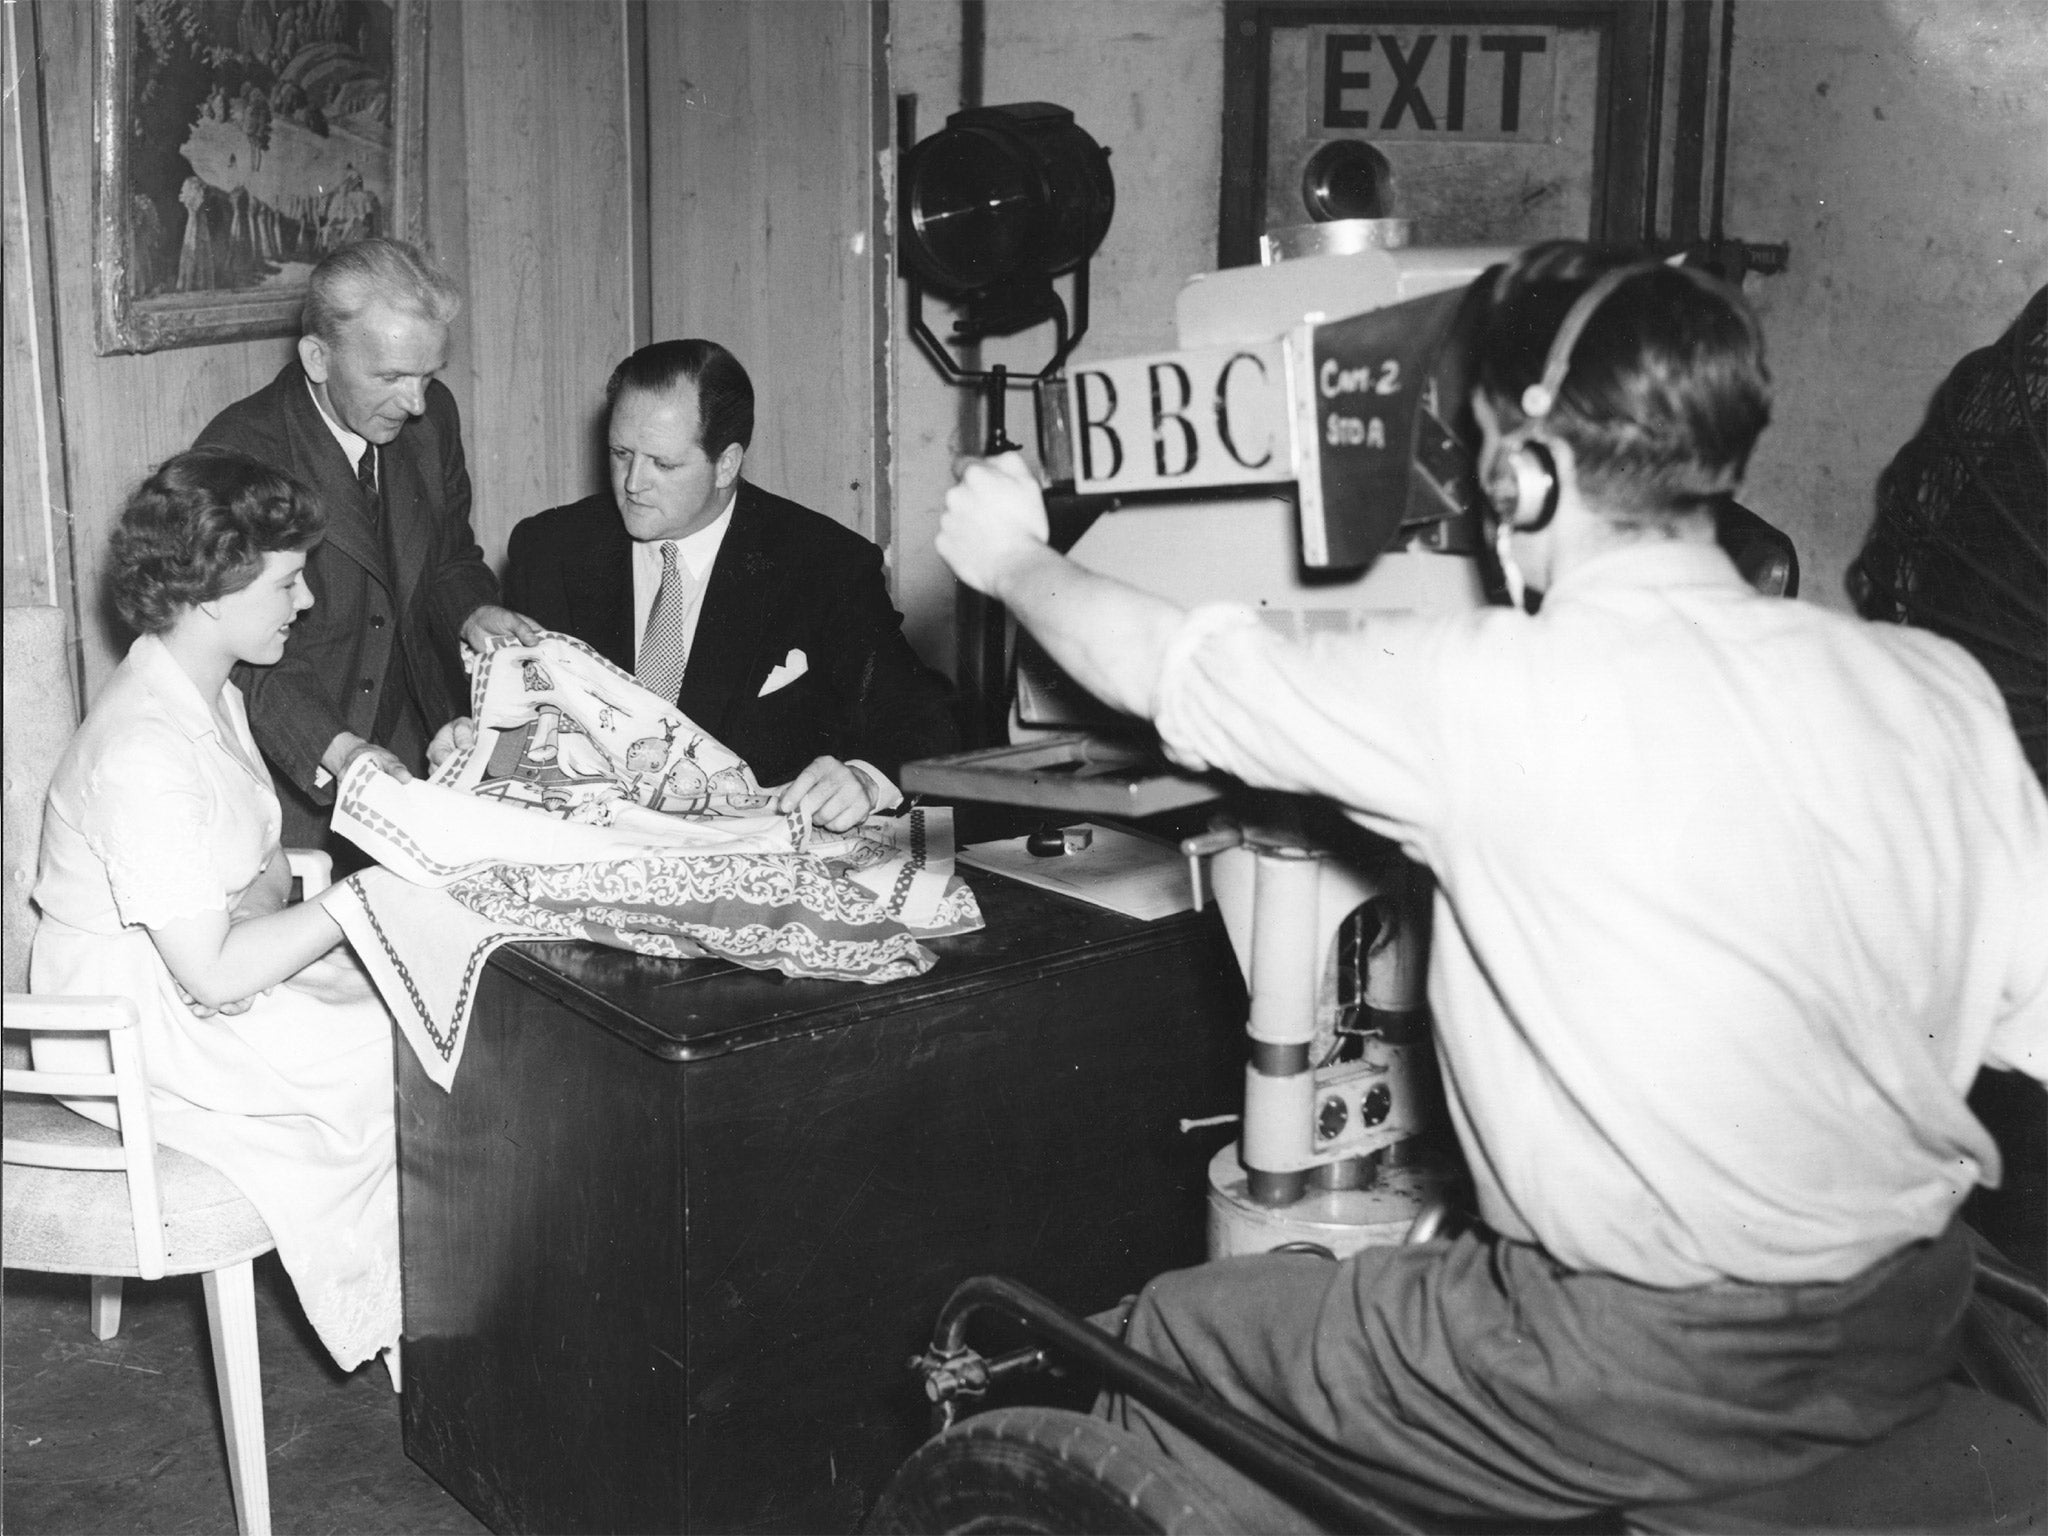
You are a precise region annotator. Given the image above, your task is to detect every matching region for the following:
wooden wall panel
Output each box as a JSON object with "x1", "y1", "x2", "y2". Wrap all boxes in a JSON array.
[
  {"x1": 457, "y1": 1, "x2": 639, "y2": 566},
  {"x1": 15, "y1": 0, "x2": 888, "y2": 694},
  {"x1": 423, "y1": 0, "x2": 476, "y2": 476},
  {"x1": 644, "y1": 0, "x2": 881, "y2": 538},
  {"x1": 4, "y1": 0, "x2": 65, "y2": 614}
]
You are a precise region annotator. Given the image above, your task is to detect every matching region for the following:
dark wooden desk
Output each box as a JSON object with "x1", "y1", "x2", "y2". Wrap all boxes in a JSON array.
[{"x1": 395, "y1": 871, "x2": 1247, "y2": 1534}]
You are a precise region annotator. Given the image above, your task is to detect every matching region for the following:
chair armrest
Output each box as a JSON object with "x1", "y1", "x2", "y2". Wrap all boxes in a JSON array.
[
  {"x1": 4, "y1": 994, "x2": 137, "y2": 1094},
  {"x1": 3, "y1": 991, "x2": 165, "y2": 1278},
  {"x1": 285, "y1": 849, "x2": 332, "y2": 898},
  {"x1": 3, "y1": 994, "x2": 141, "y2": 1034}
]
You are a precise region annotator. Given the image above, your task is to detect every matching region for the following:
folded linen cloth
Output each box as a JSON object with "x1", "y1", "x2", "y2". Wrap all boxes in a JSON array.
[{"x1": 329, "y1": 633, "x2": 981, "y2": 1089}]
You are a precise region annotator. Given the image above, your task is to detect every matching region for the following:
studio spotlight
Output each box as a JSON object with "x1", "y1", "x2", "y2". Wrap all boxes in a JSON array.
[{"x1": 899, "y1": 102, "x2": 1114, "y2": 453}]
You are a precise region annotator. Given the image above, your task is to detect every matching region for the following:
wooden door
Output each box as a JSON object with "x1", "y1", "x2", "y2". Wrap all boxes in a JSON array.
[{"x1": 643, "y1": 1, "x2": 891, "y2": 543}]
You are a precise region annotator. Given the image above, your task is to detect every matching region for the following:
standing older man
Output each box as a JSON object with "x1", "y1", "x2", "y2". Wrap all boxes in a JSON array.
[
  {"x1": 503, "y1": 339, "x2": 957, "y2": 831},
  {"x1": 198, "y1": 238, "x2": 540, "y2": 857}
]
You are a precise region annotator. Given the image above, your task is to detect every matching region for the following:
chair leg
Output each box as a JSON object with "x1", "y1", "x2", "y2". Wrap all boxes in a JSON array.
[
  {"x1": 202, "y1": 1260, "x2": 271, "y2": 1536},
  {"x1": 89, "y1": 1275, "x2": 123, "y2": 1340}
]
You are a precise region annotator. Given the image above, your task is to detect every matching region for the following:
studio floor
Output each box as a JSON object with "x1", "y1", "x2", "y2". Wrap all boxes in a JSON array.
[
  {"x1": 6, "y1": 1073, "x2": 2040, "y2": 1536},
  {"x1": 2, "y1": 1255, "x2": 486, "y2": 1535}
]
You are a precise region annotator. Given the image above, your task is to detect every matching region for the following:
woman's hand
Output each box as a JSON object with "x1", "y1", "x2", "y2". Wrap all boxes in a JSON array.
[{"x1": 173, "y1": 975, "x2": 258, "y2": 1018}]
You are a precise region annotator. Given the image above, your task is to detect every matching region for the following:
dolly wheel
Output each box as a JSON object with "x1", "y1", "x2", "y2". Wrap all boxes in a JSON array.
[{"x1": 866, "y1": 1406, "x2": 1240, "y2": 1535}]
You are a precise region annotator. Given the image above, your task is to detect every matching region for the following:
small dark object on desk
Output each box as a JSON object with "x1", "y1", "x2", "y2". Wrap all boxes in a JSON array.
[{"x1": 1027, "y1": 825, "x2": 1093, "y2": 857}]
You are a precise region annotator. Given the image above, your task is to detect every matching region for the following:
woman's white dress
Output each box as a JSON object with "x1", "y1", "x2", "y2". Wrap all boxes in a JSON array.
[{"x1": 30, "y1": 634, "x2": 399, "y2": 1371}]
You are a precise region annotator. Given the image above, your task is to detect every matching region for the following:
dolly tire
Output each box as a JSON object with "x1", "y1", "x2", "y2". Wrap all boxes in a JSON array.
[{"x1": 866, "y1": 1406, "x2": 1239, "y2": 1535}]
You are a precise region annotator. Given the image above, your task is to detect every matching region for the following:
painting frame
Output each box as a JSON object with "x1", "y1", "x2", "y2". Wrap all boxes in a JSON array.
[{"x1": 93, "y1": 0, "x2": 427, "y2": 356}]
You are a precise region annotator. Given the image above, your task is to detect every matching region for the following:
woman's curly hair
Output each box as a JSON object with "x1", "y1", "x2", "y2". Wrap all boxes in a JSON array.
[{"x1": 108, "y1": 448, "x2": 325, "y2": 635}]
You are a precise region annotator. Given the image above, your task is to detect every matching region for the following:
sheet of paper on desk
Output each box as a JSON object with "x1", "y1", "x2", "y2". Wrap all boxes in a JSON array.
[{"x1": 958, "y1": 823, "x2": 1195, "y2": 922}]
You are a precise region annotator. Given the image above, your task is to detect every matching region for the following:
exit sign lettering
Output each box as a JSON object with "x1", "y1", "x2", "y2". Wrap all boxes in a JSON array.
[{"x1": 1315, "y1": 25, "x2": 1556, "y2": 143}]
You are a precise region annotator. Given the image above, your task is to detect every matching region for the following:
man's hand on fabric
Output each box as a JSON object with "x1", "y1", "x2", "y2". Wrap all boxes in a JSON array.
[
  {"x1": 774, "y1": 757, "x2": 877, "y2": 833},
  {"x1": 462, "y1": 604, "x2": 546, "y2": 652},
  {"x1": 323, "y1": 730, "x2": 412, "y2": 784},
  {"x1": 427, "y1": 715, "x2": 479, "y2": 770},
  {"x1": 938, "y1": 452, "x2": 1051, "y2": 598}
]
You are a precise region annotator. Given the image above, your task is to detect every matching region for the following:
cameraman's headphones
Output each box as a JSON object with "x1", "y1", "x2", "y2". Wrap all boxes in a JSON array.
[{"x1": 1486, "y1": 258, "x2": 1684, "y2": 532}]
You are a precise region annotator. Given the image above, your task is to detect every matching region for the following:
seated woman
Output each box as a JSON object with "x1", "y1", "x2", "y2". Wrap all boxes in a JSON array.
[{"x1": 31, "y1": 447, "x2": 399, "y2": 1376}]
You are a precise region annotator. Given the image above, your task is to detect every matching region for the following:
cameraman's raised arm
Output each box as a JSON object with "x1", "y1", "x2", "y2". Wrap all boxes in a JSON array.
[{"x1": 939, "y1": 453, "x2": 1186, "y2": 721}]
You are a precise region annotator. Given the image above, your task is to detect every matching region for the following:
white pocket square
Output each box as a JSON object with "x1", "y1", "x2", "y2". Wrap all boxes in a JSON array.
[{"x1": 757, "y1": 649, "x2": 809, "y2": 697}]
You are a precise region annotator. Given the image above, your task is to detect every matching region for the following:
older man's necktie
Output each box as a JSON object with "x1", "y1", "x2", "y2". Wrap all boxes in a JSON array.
[
  {"x1": 637, "y1": 541, "x2": 692, "y2": 701},
  {"x1": 356, "y1": 444, "x2": 381, "y2": 529}
]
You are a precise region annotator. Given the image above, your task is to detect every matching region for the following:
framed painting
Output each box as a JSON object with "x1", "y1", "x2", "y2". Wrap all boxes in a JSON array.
[{"x1": 93, "y1": 0, "x2": 427, "y2": 355}]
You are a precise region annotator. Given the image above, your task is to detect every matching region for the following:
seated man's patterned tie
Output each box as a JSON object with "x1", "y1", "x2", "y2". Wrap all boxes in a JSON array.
[{"x1": 637, "y1": 541, "x2": 692, "y2": 701}]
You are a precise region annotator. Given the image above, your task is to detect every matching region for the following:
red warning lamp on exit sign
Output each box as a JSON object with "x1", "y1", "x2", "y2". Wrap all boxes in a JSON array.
[{"x1": 1315, "y1": 25, "x2": 1557, "y2": 142}]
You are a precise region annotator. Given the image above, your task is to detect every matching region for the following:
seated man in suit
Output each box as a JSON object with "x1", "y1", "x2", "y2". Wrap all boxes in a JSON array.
[{"x1": 504, "y1": 340, "x2": 957, "y2": 831}]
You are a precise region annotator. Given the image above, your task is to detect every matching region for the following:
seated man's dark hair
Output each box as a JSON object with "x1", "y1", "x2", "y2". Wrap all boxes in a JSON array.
[
  {"x1": 108, "y1": 448, "x2": 326, "y2": 635},
  {"x1": 1474, "y1": 240, "x2": 1772, "y2": 519},
  {"x1": 604, "y1": 339, "x2": 755, "y2": 459}
]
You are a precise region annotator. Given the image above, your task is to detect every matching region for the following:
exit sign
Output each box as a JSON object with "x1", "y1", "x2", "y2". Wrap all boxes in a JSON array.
[{"x1": 1314, "y1": 25, "x2": 1557, "y2": 142}]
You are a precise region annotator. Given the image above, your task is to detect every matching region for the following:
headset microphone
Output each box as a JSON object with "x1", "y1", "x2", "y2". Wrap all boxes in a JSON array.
[{"x1": 1485, "y1": 259, "x2": 1669, "y2": 533}]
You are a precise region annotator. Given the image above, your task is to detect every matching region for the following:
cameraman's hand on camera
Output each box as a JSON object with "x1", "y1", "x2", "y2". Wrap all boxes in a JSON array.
[
  {"x1": 938, "y1": 452, "x2": 1051, "y2": 599},
  {"x1": 937, "y1": 451, "x2": 1185, "y2": 722}
]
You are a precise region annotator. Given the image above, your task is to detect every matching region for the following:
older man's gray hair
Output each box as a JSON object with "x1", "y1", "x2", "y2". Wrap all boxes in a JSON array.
[{"x1": 302, "y1": 237, "x2": 461, "y2": 342}]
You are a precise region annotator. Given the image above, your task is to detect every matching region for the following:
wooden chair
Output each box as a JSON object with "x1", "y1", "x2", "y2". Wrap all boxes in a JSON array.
[{"x1": 4, "y1": 996, "x2": 277, "y2": 1535}]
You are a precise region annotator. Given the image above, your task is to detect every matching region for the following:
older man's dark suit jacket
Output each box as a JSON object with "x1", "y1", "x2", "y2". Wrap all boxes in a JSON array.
[
  {"x1": 197, "y1": 359, "x2": 499, "y2": 848},
  {"x1": 503, "y1": 482, "x2": 958, "y2": 788}
]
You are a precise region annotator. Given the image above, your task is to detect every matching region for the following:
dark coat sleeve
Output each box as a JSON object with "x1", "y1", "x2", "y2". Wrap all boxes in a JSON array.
[
  {"x1": 803, "y1": 533, "x2": 960, "y2": 785},
  {"x1": 701, "y1": 494, "x2": 959, "y2": 787},
  {"x1": 503, "y1": 509, "x2": 572, "y2": 632},
  {"x1": 502, "y1": 498, "x2": 635, "y2": 671},
  {"x1": 418, "y1": 386, "x2": 499, "y2": 658}
]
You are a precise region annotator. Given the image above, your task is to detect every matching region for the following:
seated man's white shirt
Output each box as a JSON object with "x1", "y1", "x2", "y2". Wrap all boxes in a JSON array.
[
  {"x1": 1155, "y1": 539, "x2": 2048, "y2": 1288},
  {"x1": 630, "y1": 502, "x2": 899, "y2": 809}
]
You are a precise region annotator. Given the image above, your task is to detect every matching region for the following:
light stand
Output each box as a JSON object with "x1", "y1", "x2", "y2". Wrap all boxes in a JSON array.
[{"x1": 899, "y1": 102, "x2": 1115, "y2": 740}]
